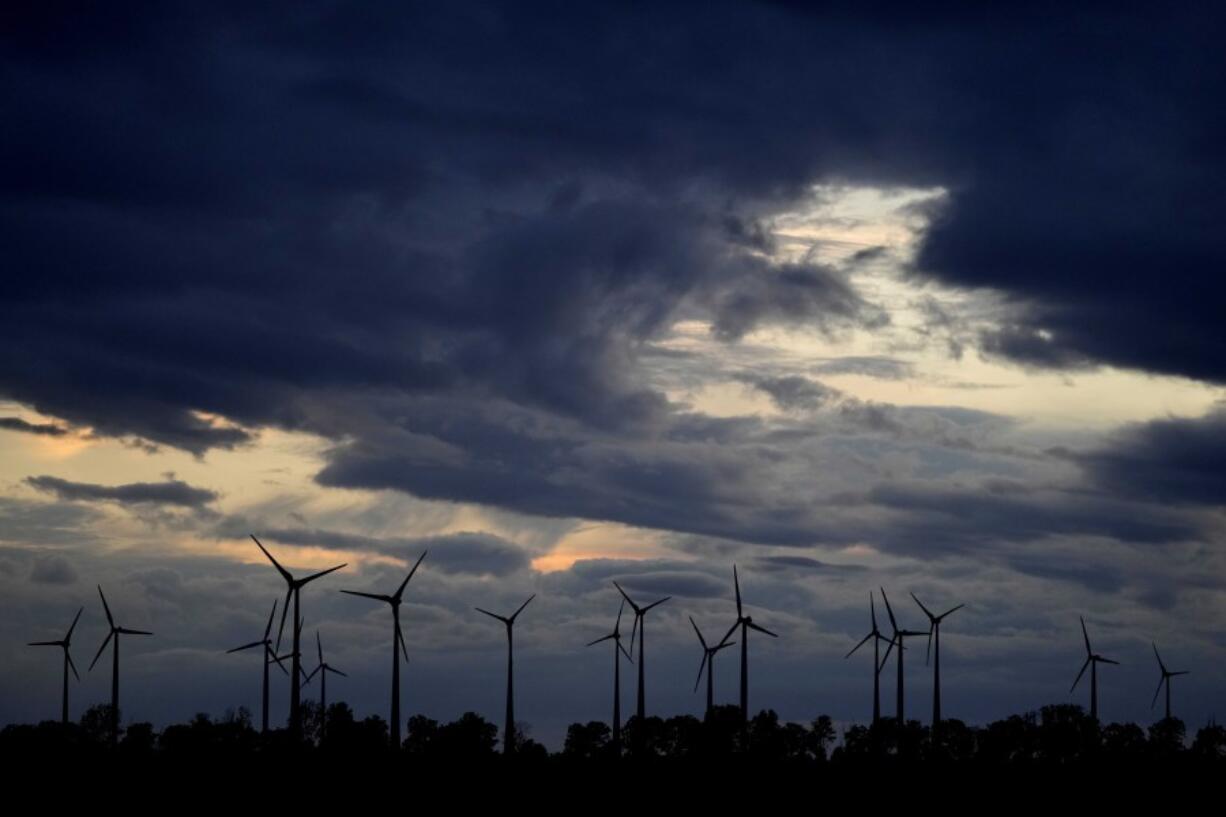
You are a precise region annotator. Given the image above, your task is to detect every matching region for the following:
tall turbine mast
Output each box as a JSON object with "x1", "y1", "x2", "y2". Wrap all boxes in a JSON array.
[{"x1": 475, "y1": 594, "x2": 535, "y2": 754}]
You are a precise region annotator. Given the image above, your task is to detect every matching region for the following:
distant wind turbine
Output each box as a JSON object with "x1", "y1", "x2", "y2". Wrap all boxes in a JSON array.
[
  {"x1": 475, "y1": 594, "x2": 535, "y2": 754},
  {"x1": 615, "y1": 581, "x2": 670, "y2": 723},
  {"x1": 1071, "y1": 616, "x2": 1119, "y2": 722},
  {"x1": 879, "y1": 588, "x2": 926, "y2": 726},
  {"x1": 845, "y1": 592, "x2": 892, "y2": 725},
  {"x1": 88, "y1": 585, "x2": 152, "y2": 745},
  {"x1": 586, "y1": 600, "x2": 634, "y2": 756},
  {"x1": 340, "y1": 550, "x2": 427, "y2": 748},
  {"x1": 226, "y1": 599, "x2": 288, "y2": 733},
  {"x1": 720, "y1": 566, "x2": 777, "y2": 725},
  {"x1": 28, "y1": 606, "x2": 83, "y2": 725},
  {"x1": 911, "y1": 592, "x2": 964, "y2": 734},
  {"x1": 303, "y1": 631, "x2": 347, "y2": 742},
  {"x1": 1150, "y1": 642, "x2": 1189, "y2": 721},
  {"x1": 690, "y1": 616, "x2": 735, "y2": 718},
  {"x1": 251, "y1": 534, "x2": 346, "y2": 739}
]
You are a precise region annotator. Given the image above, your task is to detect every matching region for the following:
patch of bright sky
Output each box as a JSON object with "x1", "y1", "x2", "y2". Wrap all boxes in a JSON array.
[{"x1": 658, "y1": 184, "x2": 1224, "y2": 431}]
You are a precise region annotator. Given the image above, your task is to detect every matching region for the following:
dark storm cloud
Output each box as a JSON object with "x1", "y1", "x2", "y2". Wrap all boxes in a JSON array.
[
  {"x1": 257, "y1": 527, "x2": 531, "y2": 577},
  {"x1": 26, "y1": 475, "x2": 219, "y2": 508},
  {"x1": 3, "y1": 2, "x2": 1226, "y2": 539},
  {"x1": 0, "y1": 417, "x2": 67, "y2": 436},
  {"x1": 1067, "y1": 406, "x2": 1226, "y2": 506}
]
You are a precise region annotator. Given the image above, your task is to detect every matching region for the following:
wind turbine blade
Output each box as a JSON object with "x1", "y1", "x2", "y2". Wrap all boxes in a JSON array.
[
  {"x1": 398, "y1": 626, "x2": 409, "y2": 663},
  {"x1": 747, "y1": 622, "x2": 778, "y2": 638},
  {"x1": 939, "y1": 603, "x2": 965, "y2": 619},
  {"x1": 301, "y1": 563, "x2": 347, "y2": 584},
  {"x1": 845, "y1": 632, "x2": 874, "y2": 659},
  {"x1": 628, "y1": 613, "x2": 638, "y2": 655},
  {"x1": 66, "y1": 606, "x2": 84, "y2": 640},
  {"x1": 693, "y1": 652, "x2": 709, "y2": 693},
  {"x1": 267, "y1": 646, "x2": 289, "y2": 675},
  {"x1": 926, "y1": 624, "x2": 933, "y2": 666},
  {"x1": 613, "y1": 581, "x2": 640, "y2": 613},
  {"x1": 1071, "y1": 656, "x2": 1091, "y2": 692},
  {"x1": 1171, "y1": 670, "x2": 1190, "y2": 677},
  {"x1": 689, "y1": 616, "x2": 708, "y2": 649},
  {"x1": 1152, "y1": 642, "x2": 1167, "y2": 673},
  {"x1": 28, "y1": 641, "x2": 61, "y2": 647},
  {"x1": 880, "y1": 587, "x2": 898, "y2": 633},
  {"x1": 734, "y1": 565, "x2": 742, "y2": 618},
  {"x1": 1080, "y1": 616, "x2": 1092, "y2": 655},
  {"x1": 870, "y1": 592, "x2": 878, "y2": 631},
  {"x1": 720, "y1": 620, "x2": 739, "y2": 647},
  {"x1": 1098, "y1": 657, "x2": 1119, "y2": 665},
  {"x1": 97, "y1": 585, "x2": 114, "y2": 628},
  {"x1": 251, "y1": 535, "x2": 293, "y2": 582},
  {"x1": 66, "y1": 650, "x2": 80, "y2": 681},
  {"x1": 264, "y1": 599, "x2": 277, "y2": 641},
  {"x1": 475, "y1": 607, "x2": 508, "y2": 624},
  {"x1": 329, "y1": 667, "x2": 348, "y2": 678},
  {"x1": 713, "y1": 641, "x2": 735, "y2": 653},
  {"x1": 118, "y1": 628, "x2": 152, "y2": 636},
  {"x1": 615, "y1": 599, "x2": 625, "y2": 631},
  {"x1": 317, "y1": 631, "x2": 324, "y2": 665},
  {"x1": 587, "y1": 634, "x2": 615, "y2": 647},
  {"x1": 395, "y1": 550, "x2": 428, "y2": 600},
  {"x1": 89, "y1": 631, "x2": 113, "y2": 672},
  {"x1": 341, "y1": 590, "x2": 392, "y2": 603},
  {"x1": 276, "y1": 587, "x2": 292, "y2": 652},
  {"x1": 618, "y1": 640, "x2": 634, "y2": 663},
  {"x1": 510, "y1": 594, "x2": 535, "y2": 622},
  {"x1": 1151, "y1": 675, "x2": 1165, "y2": 709},
  {"x1": 877, "y1": 638, "x2": 895, "y2": 673},
  {"x1": 910, "y1": 592, "x2": 935, "y2": 621},
  {"x1": 227, "y1": 640, "x2": 265, "y2": 654},
  {"x1": 643, "y1": 596, "x2": 670, "y2": 613},
  {"x1": 304, "y1": 666, "x2": 320, "y2": 684}
]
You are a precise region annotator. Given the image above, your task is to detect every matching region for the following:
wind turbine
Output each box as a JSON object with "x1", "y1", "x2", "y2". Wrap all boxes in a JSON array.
[
  {"x1": 1150, "y1": 642, "x2": 1189, "y2": 721},
  {"x1": 340, "y1": 550, "x2": 427, "y2": 748},
  {"x1": 690, "y1": 616, "x2": 735, "y2": 717},
  {"x1": 88, "y1": 585, "x2": 152, "y2": 745},
  {"x1": 614, "y1": 581, "x2": 670, "y2": 722},
  {"x1": 911, "y1": 592, "x2": 964, "y2": 733},
  {"x1": 303, "y1": 631, "x2": 347, "y2": 742},
  {"x1": 720, "y1": 566, "x2": 777, "y2": 724},
  {"x1": 475, "y1": 594, "x2": 535, "y2": 754},
  {"x1": 586, "y1": 600, "x2": 634, "y2": 755},
  {"x1": 1071, "y1": 616, "x2": 1118, "y2": 722},
  {"x1": 226, "y1": 599, "x2": 288, "y2": 734},
  {"x1": 28, "y1": 606, "x2": 83, "y2": 725},
  {"x1": 251, "y1": 534, "x2": 346, "y2": 739},
  {"x1": 845, "y1": 592, "x2": 893, "y2": 725},
  {"x1": 879, "y1": 588, "x2": 926, "y2": 726}
]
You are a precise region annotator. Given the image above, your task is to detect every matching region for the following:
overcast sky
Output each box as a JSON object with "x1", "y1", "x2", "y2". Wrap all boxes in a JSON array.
[{"x1": 3, "y1": 3, "x2": 1226, "y2": 748}]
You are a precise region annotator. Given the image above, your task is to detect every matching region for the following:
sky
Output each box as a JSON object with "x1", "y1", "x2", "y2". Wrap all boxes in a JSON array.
[{"x1": 3, "y1": 3, "x2": 1226, "y2": 748}]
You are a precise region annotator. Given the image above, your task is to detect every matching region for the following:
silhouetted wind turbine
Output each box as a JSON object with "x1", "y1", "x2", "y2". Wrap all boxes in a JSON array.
[
  {"x1": 880, "y1": 588, "x2": 926, "y2": 726},
  {"x1": 28, "y1": 606, "x2": 83, "y2": 725},
  {"x1": 690, "y1": 616, "x2": 735, "y2": 717},
  {"x1": 304, "y1": 631, "x2": 346, "y2": 742},
  {"x1": 475, "y1": 594, "x2": 535, "y2": 754},
  {"x1": 586, "y1": 600, "x2": 634, "y2": 755},
  {"x1": 88, "y1": 585, "x2": 152, "y2": 745},
  {"x1": 911, "y1": 592, "x2": 964, "y2": 733},
  {"x1": 1071, "y1": 616, "x2": 1118, "y2": 722},
  {"x1": 226, "y1": 599, "x2": 288, "y2": 734},
  {"x1": 720, "y1": 566, "x2": 777, "y2": 724},
  {"x1": 615, "y1": 581, "x2": 670, "y2": 722},
  {"x1": 251, "y1": 534, "x2": 346, "y2": 739},
  {"x1": 340, "y1": 550, "x2": 427, "y2": 748},
  {"x1": 845, "y1": 592, "x2": 893, "y2": 725},
  {"x1": 1150, "y1": 642, "x2": 1189, "y2": 721}
]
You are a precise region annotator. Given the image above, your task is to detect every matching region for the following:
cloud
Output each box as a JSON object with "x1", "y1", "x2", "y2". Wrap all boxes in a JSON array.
[
  {"x1": 0, "y1": 417, "x2": 67, "y2": 436},
  {"x1": 1068, "y1": 406, "x2": 1226, "y2": 506},
  {"x1": 26, "y1": 476, "x2": 219, "y2": 508},
  {"x1": 810, "y1": 357, "x2": 914, "y2": 380},
  {"x1": 29, "y1": 553, "x2": 77, "y2": 585},
  {"x1": 257, "y1": 527, "x2": 531, "y2": 577},
  {"x1": 737, "y1": 374, "x2": 841, "y2": 412}
]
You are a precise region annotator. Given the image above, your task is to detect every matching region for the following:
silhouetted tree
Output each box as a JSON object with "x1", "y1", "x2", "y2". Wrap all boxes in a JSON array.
[
  {"x1": 563, "y1": 721, "x2": 610, "y2": 760},
  {"x1": 121, "y1": 722, "x2": 156, "y2": 755},
  {"x1": 809, "y1": 715, "x2": 836, "y2": 761},
  {"x1": 1192, "y1": 723, "x2": 1226, "y2": 759},
  {"x1": 80, "y1": 704, "x2": 118, "y2": 746},
  {"x1": 1100, "y1": 722, "x2": 1146, "y2": 759},
  {"x1": 1038, "y1": 704, "x2": 1098, "y2": 763},
  {"x1": 434, "y1": 712, "x2": 498, "y2": 757},
  {"x1": 404, "y1": 714, "x2": 439, "y2": 755},
  {"x1": 978, "y1": 712, "x2": 1038, "y2": 763},
  {"x1": 1147, "y1": 717, "x2": 1186, "y2": 757}
]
